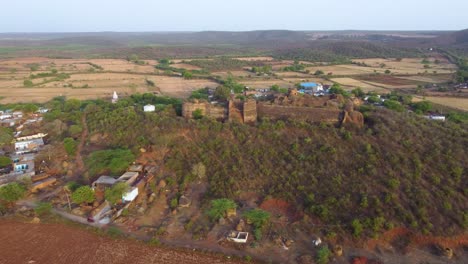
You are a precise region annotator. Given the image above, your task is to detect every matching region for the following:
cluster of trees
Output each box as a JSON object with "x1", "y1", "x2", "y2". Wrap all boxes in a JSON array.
[
  {"x1": 273, "y1": 41, "x2": 419, "y2": 62},
  {"x1": 282, "y1": 60, "x2": 306, "y2": 72},
  {"x1": 85, "y1": 149, "x2": 135, "y2": 177},
  {"x1": 251, "y1": 65, "x2": 272, "y2": 75},
  {"x1": 164, "y1": 110, "x2": 467, "y2": 238},
  {"x1": 186, "y1": 57, "x2": 263, "y2": 71}
]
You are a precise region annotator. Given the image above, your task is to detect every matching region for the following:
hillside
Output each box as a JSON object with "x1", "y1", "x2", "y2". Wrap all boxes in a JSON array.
[{"x1": 41, "y1": 97, "x2": 468, "y2": 239}]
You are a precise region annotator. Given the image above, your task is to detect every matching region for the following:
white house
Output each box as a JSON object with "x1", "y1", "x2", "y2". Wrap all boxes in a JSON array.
[
  {"x1": 15, "y1": 138, "x2": 44, "y2": 154},
  {"x1": 143, "y1": 104, "x2": 156, "y2": 112}
]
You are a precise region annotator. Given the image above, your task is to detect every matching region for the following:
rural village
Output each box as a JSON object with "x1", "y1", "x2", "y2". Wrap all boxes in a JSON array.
[{"x1": 0, "y1": 29, "x2": 467, "y2": 264}]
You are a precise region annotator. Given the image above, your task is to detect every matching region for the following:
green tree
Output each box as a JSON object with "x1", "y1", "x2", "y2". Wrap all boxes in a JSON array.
[
  {"x1": 69, "y1": 124, "x2": 83, "y2": 136},
  {"x1": 0, "y1": 156, "x2": 12, "y2": 168},
  {"x1": 23, "y1": 80, "x2": 34, "y2": 87},
  {"x1": 63, "y1": 137, "x2": 77, "y2": 156},
  {"x1": 271, "y1": 84, "x2": 280, "y2": 92},
  {"x1": 64, "y1": 99, "x2": 82, "y2": 112},
  {"x1": 21, "y1": 104, "x2": 39, "y2": 113},
  {"x1": 412, "y1": 101, "x2": 432, "y2": 114},
  {"x1": 214, "y1": 86, "x2": 231, "y2": 101},
  {"x1": 328, "y1": 83, "x2": 350, "y2": 97},
  {"x1": 207, "y1": 198, "x2": 236, "y2": 221},
  {"x1": 0, "y1": 183, "x2": 26, "y2": 203},
  {"x1": 314, "y1": 70, "x2": 324, "y2": 75},
  {"x1": 383, "y1": 100, "x2": 405, "y2": 112},
  {"x1": 316, "y1": 246, "x2": 332, "y2": 264},
  {"x1": 0, "y1": 127, "x2": 13, "y2": 147},
  {"x1": 71, "y1": 186, "x2": 95, "y2": 204},
  {"x1": 384, "y1": 69, "x2": 391, "y2": 74},
  {"x1": 182, "y1": 71, "x2": 193, "y2": 80},
  {"x1": 34, "y1": 202, "x2": 52, "y2": 216},
  {"x1": 351, "y1": 87, "x2": 365, "y2": 98},
  {"x1": 105, "y1": 182, "x2": 129, "y2": 205}
]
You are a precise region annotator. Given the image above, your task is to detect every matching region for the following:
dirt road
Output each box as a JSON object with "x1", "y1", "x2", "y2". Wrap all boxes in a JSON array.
[{"x1": 0, "y1": 221, "x2": 246, "y2": 264}]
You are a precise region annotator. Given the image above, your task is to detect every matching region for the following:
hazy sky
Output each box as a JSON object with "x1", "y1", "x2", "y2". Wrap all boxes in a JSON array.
[{"x1": 2, "y1": 0, "x2": 467, "y2": 32}]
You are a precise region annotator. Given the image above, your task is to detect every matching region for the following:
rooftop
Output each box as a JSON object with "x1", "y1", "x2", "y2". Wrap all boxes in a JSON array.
[{"x1": 300, "y1": 82, "x2": 319, "y2": 88}]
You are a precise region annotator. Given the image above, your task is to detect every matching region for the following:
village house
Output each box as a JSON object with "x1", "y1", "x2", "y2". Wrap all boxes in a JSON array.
[
  {"x1": 299, "y1": 82, "x2": 324, "y2": 94},
  {"x1": 14, "y1": 138, "x2": 44, "y2": 155}
]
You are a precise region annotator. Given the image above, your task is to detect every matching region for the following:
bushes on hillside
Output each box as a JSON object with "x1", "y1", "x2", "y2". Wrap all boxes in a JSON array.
[{"x1": 85, "y1": 149, "x2": 135, "y2": 177}]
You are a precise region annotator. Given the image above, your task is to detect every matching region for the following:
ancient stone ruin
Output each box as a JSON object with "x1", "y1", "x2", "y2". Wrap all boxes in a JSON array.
[{"x1": 182, "y1": 94, "x2": 363, "y2": 126}]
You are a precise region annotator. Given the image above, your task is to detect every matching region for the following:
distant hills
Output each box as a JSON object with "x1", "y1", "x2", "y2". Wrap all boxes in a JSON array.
[{"x1": 0, "y1": 29, "x2": 466, "y2": 59}]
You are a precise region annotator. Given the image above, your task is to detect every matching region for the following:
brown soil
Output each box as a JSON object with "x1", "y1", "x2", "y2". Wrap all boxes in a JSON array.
[{"x1": 0, "y1": 220, "x2": 246, "y2": 264}]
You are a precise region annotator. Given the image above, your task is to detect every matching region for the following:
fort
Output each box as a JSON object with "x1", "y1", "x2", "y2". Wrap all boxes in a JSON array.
[{"x1": 182, "y1": 92, "x2": 364, "y2": 127}]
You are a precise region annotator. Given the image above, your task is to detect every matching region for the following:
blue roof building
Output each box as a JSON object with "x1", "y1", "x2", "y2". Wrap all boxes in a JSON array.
[
  {"x1": 300, "y1": 82, "x2": 319, "y2": 89},
  {"x1": 299, "y1": 82, "x2": 324, "y2": 93}
]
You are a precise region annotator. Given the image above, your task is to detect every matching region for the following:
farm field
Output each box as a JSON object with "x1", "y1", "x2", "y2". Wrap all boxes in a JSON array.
[
  {"x1": 238, "y1": 79, "x2": 293, "y2": 89},
  {"x1": 419, "y1": 96, "x2": 468, "y2": 111},
  {"x1": 331, "y1": 77, "x2": 389, "y2": 93},
  {"x1": 0, "y1": 221, "x2": 244, "y2": 264},
  {"x1": 0, "y1": 56, "x2": 459, "y2": 103},
  {"x1": 0, "y1": 58, "x2": 219, "y2": 103}
]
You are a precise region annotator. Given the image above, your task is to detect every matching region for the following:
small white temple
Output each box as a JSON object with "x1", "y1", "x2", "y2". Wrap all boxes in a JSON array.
[{"x1": 112, "y1": 91, "x2": 119, "y2": 104}]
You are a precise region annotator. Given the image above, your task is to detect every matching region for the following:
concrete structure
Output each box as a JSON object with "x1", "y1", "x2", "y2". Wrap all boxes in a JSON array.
[
  {"x1": 122, "y1": 187, "x2": 139, "y2": 202},
  {"x1": 143, "y1": 104, "x2": 156, "y2": 112},
  {"x1": 117, "y1": 171, "x2": 139, "y2": 186},
  {"x1": 227, "y1": 231, "x2": 249, "y2": 243},
  {"x1": 92, "y1": 176, "x2": 117, "y2": 189}
]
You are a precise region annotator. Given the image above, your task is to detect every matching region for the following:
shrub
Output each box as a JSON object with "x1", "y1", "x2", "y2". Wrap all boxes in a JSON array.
[
  {"x1": 207, "y1": 198, "x2": 236, "y2": 221},
  {"x1": 0, "y1": 183, "x2": 26, "y2": 203},
  {"x1": 170, "y1": 198, "x2": 178, "y2": 209},
  {"x1": 105, "y1": 182, "x2": 128, "y2": 205},
  {"x1": 253, "y1": 228, "x2": 263, "y2": 240},
  {"x1": 316, "y1": 246, "x2": 332, "y2": 264},
  {"x1": 23, "y1": 80, "x2": 34, "y2": 87},
  {"x1": 34, "y1": 202, "x2": 52, "y2": 216},
  {"x1": 107, "y1": 226, "x2": 123, "y2": 238},
  {"x1": 352, "y1": 219, "x2": 363, "y2": 237},
  {"x1": 71, "y1": 186, "x2": 95, "y2": 204},
  {"x1": 0, "y1": 156, "x2": 12, "y2": 168},
  {"x1": 244, "y1": 209, "x2": 270, "y2": 229},
  {"x1": 192, "y1": 109, "x2": 203, "y2": 119},
  {"x1": 63, "y1": 137, "x2": 77, "y2": 156},
  {"x1": 383, "y1": 100, "x2": 405, "y2": 112}
]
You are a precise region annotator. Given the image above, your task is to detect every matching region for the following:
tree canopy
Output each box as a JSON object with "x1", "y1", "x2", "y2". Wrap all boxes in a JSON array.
[
  {"x1": 0, "y1": 183, "x2": 26, "y2": 203},
  {"x1": 207, "y1": 198, "x2": 237, "y2": 221},
  {"x1": 71, "y1": 186, "x2": 95, "y2": 204}
]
